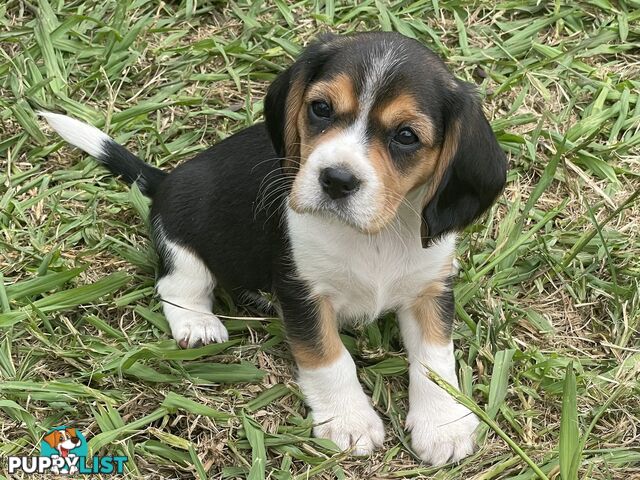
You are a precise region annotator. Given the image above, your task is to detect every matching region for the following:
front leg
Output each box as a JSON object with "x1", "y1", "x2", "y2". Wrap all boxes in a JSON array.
[
  {"x1": 280, "y1": 293, "x2": 384, "y2": 455},
  {"x1": 398, "y1": 277, "x2": 479, "y2": 465}
]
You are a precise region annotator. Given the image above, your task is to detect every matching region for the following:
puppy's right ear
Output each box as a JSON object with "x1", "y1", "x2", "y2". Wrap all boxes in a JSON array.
[{"x1": 264, "y1": 34, "x2": 338, "y2": 172}]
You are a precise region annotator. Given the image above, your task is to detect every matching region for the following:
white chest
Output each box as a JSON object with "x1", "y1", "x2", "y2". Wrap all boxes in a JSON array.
[{"x1": 286, "y1": 207, "x2": 456, "y2": 323}]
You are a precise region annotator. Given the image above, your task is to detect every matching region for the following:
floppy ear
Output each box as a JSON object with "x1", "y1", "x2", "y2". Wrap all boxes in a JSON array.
[
  {"x1": 264, "y1": 34, "x2": 338, "y2": 172},
  {"x1": 43, "y1": 430, "x2": 61, "y2": 448},
  {"x1": 422, "y1": 82, "x2": 507, "y2": 243}
]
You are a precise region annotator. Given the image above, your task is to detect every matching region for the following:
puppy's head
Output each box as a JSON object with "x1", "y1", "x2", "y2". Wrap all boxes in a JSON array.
[
  {"x1": 265, "y1": 32, "x2": 507, "y2": 238},
  {"x1": 43, "y1": 427, "x2": 81, "y2": 450}
]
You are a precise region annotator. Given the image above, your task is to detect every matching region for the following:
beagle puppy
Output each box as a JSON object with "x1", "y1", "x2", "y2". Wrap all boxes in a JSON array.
[{"x1": 41, "y1": 31, "x2": 506, "y2": 465}]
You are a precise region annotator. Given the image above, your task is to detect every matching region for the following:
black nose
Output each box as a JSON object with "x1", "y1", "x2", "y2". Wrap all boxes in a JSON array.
[{"x1": 319, "y1": 167, "x2": 361, "y2": 199}]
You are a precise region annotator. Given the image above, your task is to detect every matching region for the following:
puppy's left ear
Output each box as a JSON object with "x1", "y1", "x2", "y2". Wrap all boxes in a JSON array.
[
  {"x1": 264, "y1": 34, "x2": 338, "y2": 172},
  {"x1": 43, "y1": 430, "x2": 60, "y2": 448},
  {"x1": 422, "y1": 82, "x2": 507, "y2": 243}
]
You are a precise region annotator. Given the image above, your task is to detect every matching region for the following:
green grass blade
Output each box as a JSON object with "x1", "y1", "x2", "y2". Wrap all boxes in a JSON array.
[
  {"x1": 5, "y1": 267, "x2": 85, "y2": 301},
  {"x1": 244, "y1": 414, "x2": 267, "y2": 480},
  {"x1": 559, "y1": 362, "x2": 579, "y2": 480},
  {"x1": 161, "y1": 392, "x2": 231, "y2": 421},
  {"x1": 487, "y1": 349, "x2": 515, "y2": 420},
  {"x1": 0, "y1": 272, "x2": 129, "y2": 326}
]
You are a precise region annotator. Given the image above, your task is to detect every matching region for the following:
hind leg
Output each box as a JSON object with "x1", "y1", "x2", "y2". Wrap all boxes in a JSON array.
[{"x1": 156, "y1": 237, "x2": 228, "y2": 348}]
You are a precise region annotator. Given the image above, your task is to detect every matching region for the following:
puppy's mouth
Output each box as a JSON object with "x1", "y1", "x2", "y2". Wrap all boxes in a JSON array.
[{"x1": 288, "y1": 195, "x2": 389, "y2": 234}]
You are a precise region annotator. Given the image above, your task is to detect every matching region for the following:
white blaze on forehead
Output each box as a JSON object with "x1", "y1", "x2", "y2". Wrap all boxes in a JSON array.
[
  {"x1": 353, "y1": 43, "x2": 408, "y2": 137},
  {"x1": 364, "y1": 45, "x2": 407, "y2": 106}
]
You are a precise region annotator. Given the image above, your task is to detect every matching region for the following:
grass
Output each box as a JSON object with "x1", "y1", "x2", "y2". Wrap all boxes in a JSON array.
[{"x1": 1, "y1": 0, "x2": 639, "y2": 478}]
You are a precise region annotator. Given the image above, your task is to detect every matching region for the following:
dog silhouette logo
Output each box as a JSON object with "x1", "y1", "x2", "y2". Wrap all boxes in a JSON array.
[{"x1": 40, "y1": 426, "x2": 88, "y2": 474}]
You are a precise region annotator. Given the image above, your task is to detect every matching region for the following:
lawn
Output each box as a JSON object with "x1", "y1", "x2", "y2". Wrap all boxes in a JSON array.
[{"x1": 1, "y1": 1, "x2": 639, "y2": 479}]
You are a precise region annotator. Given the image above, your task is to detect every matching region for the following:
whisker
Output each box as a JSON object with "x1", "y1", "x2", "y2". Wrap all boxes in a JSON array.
[
  {"x1": 255, "y1": 182, "x2": 292, "y2": 217},
  {"x1": 250, "y1": 155, "x2": 304, "y2": 174}
]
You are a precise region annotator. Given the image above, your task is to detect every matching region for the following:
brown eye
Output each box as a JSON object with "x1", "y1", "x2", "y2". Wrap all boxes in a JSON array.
[
  {"x1": 311, "y1": 100, "x2": 332, "y2": 119},
  {"x1": 393, "y1": 127, "x2": 419, "y2": 146}
]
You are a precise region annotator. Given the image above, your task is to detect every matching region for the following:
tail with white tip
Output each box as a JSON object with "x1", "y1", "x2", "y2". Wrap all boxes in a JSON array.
[{"x1": 39, "y1": 111, "x2": 167, "y2": 197}]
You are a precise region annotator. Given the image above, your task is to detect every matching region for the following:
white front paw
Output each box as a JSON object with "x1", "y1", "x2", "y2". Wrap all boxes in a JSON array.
[
  {"x1": 407, "y1": 401, "x2": 479, "y2": 465},
  {"x1": 312, "y1": 402, "x2": 385, "y2": 456},
  {"x1": 171, "y1": 313, "x2": 228, "y2": 348}
]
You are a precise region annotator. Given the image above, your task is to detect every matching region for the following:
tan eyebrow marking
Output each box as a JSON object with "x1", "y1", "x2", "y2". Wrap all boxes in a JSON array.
[
  {"x1": 376, "y1": 93, "x2": 435, "y2": 146},
  {"x1": 305, "y1": 73, "x2": 358, "y2": 115}
]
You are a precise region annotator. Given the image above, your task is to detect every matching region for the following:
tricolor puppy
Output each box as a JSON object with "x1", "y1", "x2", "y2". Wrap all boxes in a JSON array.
[{"x1": 41, "y1": 32, "x2": 506, "y2": 465}]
